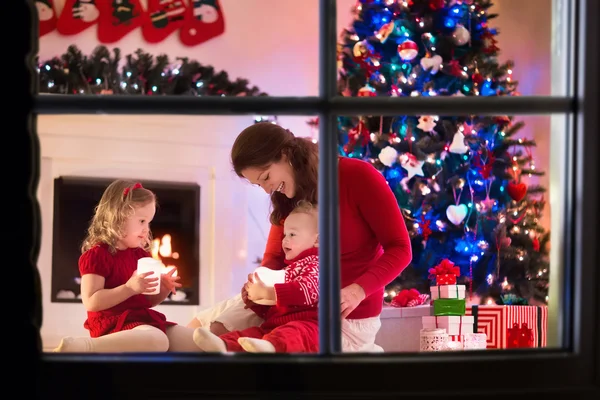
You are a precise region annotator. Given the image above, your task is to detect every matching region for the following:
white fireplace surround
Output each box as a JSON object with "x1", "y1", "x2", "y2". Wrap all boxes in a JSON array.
[{"x1": 37, "y1": 114, "x2": 269, "y2": 349}]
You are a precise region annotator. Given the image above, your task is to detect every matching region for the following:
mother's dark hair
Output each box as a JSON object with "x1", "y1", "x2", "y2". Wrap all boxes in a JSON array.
[{"x1": 231, "y1": 122, "x2": 318, "y2": 225}]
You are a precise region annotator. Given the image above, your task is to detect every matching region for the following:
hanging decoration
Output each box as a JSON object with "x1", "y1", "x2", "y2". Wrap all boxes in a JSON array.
[{"x1": 43, "y1": 0, "x2": 226, "y2": 46}]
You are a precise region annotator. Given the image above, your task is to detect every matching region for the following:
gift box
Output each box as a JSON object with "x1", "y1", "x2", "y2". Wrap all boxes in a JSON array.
[
  {"x1": 422, "y1": 315, "x2": 474, "y2": 336},
  {"x1": 436, "y1": 274, "x2": 457, "y2": 285},
  {"x1": 433, "y1": 298, "x2": 466, "y2": 316},
  {"x1": 428, "y1": 259, "x2": 460, "y2": 286},
  {"x1": 466, "y1": 305, "x2": 548, "y2": 349},
  {"x1": 376, "y1": 305, "x2": 433, "y2": 352},
  {"x1": 430, "y1": 284, "x2": 466, "y2": 300}
]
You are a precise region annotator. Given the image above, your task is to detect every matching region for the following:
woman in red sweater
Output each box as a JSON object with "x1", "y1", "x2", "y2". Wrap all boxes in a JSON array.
[{"x1": 188, "y1": 122, "x2": 412, "y2": 352}]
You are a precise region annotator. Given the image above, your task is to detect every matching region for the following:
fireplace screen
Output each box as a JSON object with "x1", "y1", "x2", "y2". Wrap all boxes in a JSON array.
[{"x1": 51, "y1": 176, "x2": 200, "y2": 305}]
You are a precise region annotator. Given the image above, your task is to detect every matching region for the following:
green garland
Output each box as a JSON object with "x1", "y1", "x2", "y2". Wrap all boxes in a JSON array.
[{"x1": 37, "y1": 45, "x2": 268, "y2": 97}]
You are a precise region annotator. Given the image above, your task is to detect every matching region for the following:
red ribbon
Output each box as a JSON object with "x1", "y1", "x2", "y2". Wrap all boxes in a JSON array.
[
  {"x1": 428, "y1": 259, "x2": 460, "y2": 280},
  {"x1": 123, "y1": 182, "x2": 143, "y2": 197}
]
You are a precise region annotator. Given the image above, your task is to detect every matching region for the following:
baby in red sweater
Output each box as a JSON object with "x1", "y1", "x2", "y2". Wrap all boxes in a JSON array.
[{"x1": 193, "y1": 201, "x2": 320, "y2": 353}]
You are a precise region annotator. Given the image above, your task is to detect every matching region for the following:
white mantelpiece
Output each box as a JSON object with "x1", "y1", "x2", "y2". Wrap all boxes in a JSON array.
[{"x1": 37, "y1": 114, "x2": 258, "y2": 349}]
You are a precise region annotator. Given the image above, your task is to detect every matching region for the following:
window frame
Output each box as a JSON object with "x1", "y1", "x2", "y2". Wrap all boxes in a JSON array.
[{"x1": 21, "y1": 0, "x2": 599, "y2": 397}]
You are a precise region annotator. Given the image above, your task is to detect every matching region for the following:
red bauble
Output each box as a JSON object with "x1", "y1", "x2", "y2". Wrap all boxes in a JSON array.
[
  {"x1": 507, "y1": 181, "x2": 527, "y2": 202},
  {"x1": 398, "y1": 40, "x2": 418, "y2": 61}
]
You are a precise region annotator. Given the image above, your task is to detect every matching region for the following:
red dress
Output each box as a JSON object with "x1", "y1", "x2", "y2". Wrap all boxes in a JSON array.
[{"x1": 79, "y1": 244, "x2": 176, "y2": 338}]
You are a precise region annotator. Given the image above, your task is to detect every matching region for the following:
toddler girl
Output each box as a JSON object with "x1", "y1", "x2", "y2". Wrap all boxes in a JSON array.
[{"x1": 54, "y1": 180, "x2": 188, "y2": 352}]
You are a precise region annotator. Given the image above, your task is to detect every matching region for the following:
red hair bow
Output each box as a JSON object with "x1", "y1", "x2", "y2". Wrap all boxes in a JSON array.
[
  {"x1": 390, "y1": 289, "x2": 429, "y2": 308},
  {"x1": 428, "y1": 259, "x2": 461, "y2": 280},
  {"x1": 123, "y1": 182, "x2": 143, "y2": 197}
]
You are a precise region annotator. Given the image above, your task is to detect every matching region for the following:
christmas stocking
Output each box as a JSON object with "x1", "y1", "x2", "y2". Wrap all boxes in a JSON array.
[
  {"x1": 179, "y1": 0, "x2": 225, "y2": 47},
  {"x1": 56, "y1": 0, "x2": 100, "y2": 35},
  {"x1": 97, "y1": 0, "x2": 149, "y2": 44},
  {"x1": 142, "y1": 0, "x2": 188, "y2": 43},
  {"x1": 36, "y1": 0, "x2": 57, "y2": 37}
]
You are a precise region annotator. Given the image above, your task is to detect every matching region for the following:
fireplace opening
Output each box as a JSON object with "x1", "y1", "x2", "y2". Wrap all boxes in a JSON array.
[{"x1": 51, "y1": 176, "x2": 200, "y2": 305}]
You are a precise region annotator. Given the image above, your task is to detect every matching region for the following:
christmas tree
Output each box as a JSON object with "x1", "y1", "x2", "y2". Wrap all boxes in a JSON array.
[{"x1": 336, "y1": 0, "x2": 549, "y2": 305}]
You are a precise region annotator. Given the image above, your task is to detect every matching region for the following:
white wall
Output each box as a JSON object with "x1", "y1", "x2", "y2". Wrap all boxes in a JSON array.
[{"x1": 38, "y1": 0, "x2": 552, "y2": 348}]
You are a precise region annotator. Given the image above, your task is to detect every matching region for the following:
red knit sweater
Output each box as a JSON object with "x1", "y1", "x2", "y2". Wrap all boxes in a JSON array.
[
  {"x1": 251, "y1": 247, "x2": 319, "y2": 328},
  {"x1": 261, "y1": 157, "x2": 412, "y2": 319}
]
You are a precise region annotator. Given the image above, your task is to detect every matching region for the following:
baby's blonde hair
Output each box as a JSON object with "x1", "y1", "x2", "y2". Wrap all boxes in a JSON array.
[
  {"x1": 289, "y1": 200, "x2": 318, "y2": 230},
  {"x1": 81, "y1": 179, "x2": 157, "y2": 254}
]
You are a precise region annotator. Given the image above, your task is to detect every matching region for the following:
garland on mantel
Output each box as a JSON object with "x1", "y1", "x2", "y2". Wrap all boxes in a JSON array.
[{"x1": 37, "y1": 45, "x2": 268, "y2": 97}]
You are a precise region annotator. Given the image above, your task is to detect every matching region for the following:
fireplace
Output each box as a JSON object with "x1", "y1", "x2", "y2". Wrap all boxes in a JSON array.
[{"x1": 51, "y1": 176, "x2": 200, "y2": 305}]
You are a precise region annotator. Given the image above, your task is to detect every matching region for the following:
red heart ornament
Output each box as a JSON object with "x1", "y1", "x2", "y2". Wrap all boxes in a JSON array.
[{"x1": 507, "y1": 182, "x2": 527, "y2": 202}]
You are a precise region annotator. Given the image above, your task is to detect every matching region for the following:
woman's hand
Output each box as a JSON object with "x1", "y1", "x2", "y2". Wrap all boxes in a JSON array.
[
  {"x1": 160, "y1": 267, "x2": 182, "y2": 295},
  {"x1": 126, "y1": 271, "x2": 159, "y2": 295},
  {"x1": 340, "y1": 283, "x2": 366, "y2": 319},
  {"x1": 242, "y1": 273, "x2": 255, "y2": 309}
]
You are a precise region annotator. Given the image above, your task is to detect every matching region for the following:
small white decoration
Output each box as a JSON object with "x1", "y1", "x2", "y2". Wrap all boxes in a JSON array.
[
  {"x1": 379, "y1": 146, "x2": 399, "y2": 167},
  {"x1": 448, "y1": 131, "x2": 469, "y2": 154},
  {"x1": 420, "y1": 55, "x2": 443, "y2": 74},
  {"x1": 446, "y1": 204, "x2": 468, "y2": 225}
]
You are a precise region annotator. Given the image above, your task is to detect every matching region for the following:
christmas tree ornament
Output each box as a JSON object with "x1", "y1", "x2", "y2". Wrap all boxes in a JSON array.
[
  {"x1": 420, "y1": 54, "x2": 443, "y2": 74},
  {"x1": 358, "y1": 85, "x2": 377, "y2": 97},
  {"x1": 376, "y1": 21, "x2": 396, "y2": 43},
  {"x1": 446, "y1": 204, "x2": 468, "y2": 225},
  {"x1": 379, "y1": 146, "x2": 399, "y2": 167},
  {"x1": 507, "y1": 181, "x2": 527, "y2": 202},
  {"x1": 452, "y1": 24, "x2": 471, "y2": 46},
  {"x1": 448, "y1": 131, "x2": 469, "y2": 154},
  {"x1": 353, "y1": 40, "x2": 373, "y2": 58},
  {"x1": 399, "y1": 153, "x2": 425, "y2": 180},
  {"x1": 397, "y1": 40, "x2": 419, "y2": 61}
]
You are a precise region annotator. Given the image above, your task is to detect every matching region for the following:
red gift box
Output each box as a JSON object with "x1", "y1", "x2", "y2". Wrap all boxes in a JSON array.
[
  {"x1": 428, "y1": 259, "x2": 460, "y2": 286},
  {"x1": 437, "y1": 274, "x2": 457, "y2": 285},
  {"x1": 466, "y1": 305, "x2": 547, "y2": 349}
]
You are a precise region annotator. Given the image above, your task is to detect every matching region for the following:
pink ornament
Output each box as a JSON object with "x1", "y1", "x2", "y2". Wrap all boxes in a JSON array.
[{"x1": 398, "y1": 40, "x2": 419, "y2": 61}]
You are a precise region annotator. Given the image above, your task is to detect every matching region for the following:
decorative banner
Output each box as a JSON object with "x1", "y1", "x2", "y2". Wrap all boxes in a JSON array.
[
  {"x1": 37, "y1": 0, "x2": 58, "y2": 37},
  {"x1": 143, "y1": 0, "x2": 188, "y2": 43},
  {"x1": 56, "y1": 0, "x2": 100, "y2": 35},
  {"x1": 97, "y1": 0, "x2": 148, "y2": 43},
  {"x1": 179, "y1": 0, "x2": 225, "y2": 47}
]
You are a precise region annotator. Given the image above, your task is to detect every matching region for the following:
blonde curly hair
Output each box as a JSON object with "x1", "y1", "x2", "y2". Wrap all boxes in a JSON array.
[{"x1": 81, "y1": 179, "x2": 157, "y2": 254}]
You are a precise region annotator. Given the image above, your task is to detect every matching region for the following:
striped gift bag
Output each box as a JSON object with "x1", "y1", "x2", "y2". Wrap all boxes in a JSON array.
[{"x1": 465, "y1": 305, "x2": 548, "y2": 349}]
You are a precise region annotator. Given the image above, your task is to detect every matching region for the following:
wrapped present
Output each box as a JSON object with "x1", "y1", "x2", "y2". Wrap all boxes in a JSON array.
[
  {"x1": 445, "y1": 335, "x2": 464, "y2": 351},
  {"x1": 422, "y1": 315, "x2": 474, "y2": 335},
  {"x1": 376, "y1": 304, "x2": 433, "y2": 352},
  {"x1": 433, "y1": 298, "x2": 466, "y2": 316},
  {"x1": 463, "y1": 333, "x2": 488, "y2": 350},
  {"x1": 430, "y1": 284, "x2": 466, "y2": 300},
  {"x1": 390, "y1": 289, "x2": 429, "y2": 308},
  {"x1": 466, "y1": 305, "x2": 548, "y2": 349},
  {"x1": 419, "y1": 328, "x2": 448, "y2": 352},
  {"x1": 428, "y1": 259, "x2": 460, "y2": 285}
]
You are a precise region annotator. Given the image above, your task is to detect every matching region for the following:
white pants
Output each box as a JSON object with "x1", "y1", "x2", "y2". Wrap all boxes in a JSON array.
[{"x1": 194, "y1": 294, "x2": 384, "y2": 353}]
